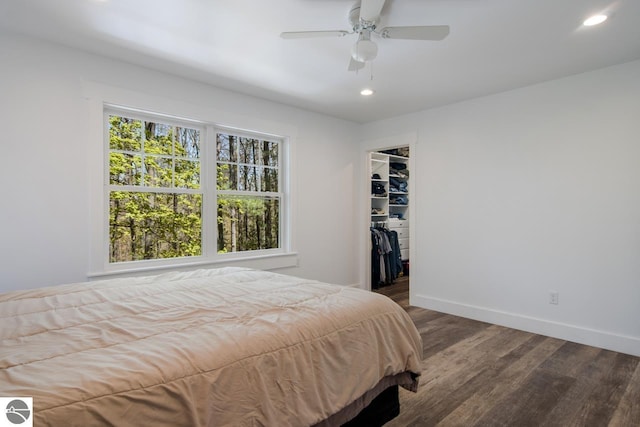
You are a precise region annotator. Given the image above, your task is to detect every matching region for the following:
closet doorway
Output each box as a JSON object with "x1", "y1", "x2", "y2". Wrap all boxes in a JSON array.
[{"x1": 368, "y1": 146, "x2": 410, "y2": 294}]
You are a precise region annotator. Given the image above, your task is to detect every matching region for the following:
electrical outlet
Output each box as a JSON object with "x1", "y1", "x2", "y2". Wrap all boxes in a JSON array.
[{"x1": 549, "y1": 291, "x2": 559, "y2": 305}]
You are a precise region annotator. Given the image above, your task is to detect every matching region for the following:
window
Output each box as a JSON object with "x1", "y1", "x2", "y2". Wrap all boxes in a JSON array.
[
  {"x1": 216, "y1": 133, "x2": 280, "y2": 253},
  {"x1": 105, "y1": 108, "x2": 285, "y2": 267}
]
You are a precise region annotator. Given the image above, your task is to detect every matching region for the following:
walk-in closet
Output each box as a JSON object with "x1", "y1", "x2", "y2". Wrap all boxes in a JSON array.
[{"x1": 369, "y1": 146, "x2": 410, "y2": 290}]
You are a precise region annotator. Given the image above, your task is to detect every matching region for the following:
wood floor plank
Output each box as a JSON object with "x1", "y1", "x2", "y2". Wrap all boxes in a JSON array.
[
  {"x1": 415, "y1": 334, "x2": 549, "y2": 426},
  {"x1": 419, "y1": 315, "x2": 494, "y2": 359},
  {"x1": 471, "y1": 368, "x2": 576, "y2": 427},
  {"x1": 406, "y1": 307, "x2": 447, "y2": 328},
  {"x1": 419, "y1": 325, "x2": 508, "y2": 385},
  {"x1": 423, "y1": 326, "x2": 534, "y2": 389},
  {"x1": 572, "y1": 353, "x2": 640, "y2": 426},
  {"x1": 389, "y1": 327, "x2": 537, "y2": 426},
  {"x1": 387, "y1": 326, "x2": 507, "y2": 426},
  {"x1": 540, "y1": 349, "x2": 619, "y2": 427},
  {"x1": 374, "y1": 280, "x2": 640, "y2": 427},
  {"x1": 609, "y1": 361, "x2": 640, "y2": 426},
  {"x1": 437, "y1": 335, "x2": 566, "y2": 427},
  {"x1": 537, "y1": 341, "x2": 602, "y2": 378}
]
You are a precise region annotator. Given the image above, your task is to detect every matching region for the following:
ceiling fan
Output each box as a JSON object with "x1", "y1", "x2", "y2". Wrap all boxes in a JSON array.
[{"x1": 280, "y1": 0, "x2": 450, "y2": 71}]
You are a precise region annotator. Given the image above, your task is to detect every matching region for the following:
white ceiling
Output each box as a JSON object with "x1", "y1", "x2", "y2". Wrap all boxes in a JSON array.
[{"x1": 2, "y1": 0, "x2": 639, "y2": 123}]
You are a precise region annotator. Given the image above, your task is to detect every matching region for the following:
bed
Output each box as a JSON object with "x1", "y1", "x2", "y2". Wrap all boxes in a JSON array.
[{"x1": 0, "y1": 267, "x2": 422, "y2": 426}]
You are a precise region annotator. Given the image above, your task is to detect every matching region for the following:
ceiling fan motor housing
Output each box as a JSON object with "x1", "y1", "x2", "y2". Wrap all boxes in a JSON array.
[
  {"x1": 349, "y1": 1, "x2": 379, "y2": 32},
  {"x1": 349, "y1": 1, "x2": 380, "y2": 63}
]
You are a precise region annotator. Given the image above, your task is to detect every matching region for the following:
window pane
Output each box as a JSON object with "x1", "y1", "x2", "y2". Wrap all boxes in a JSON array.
[
  {"x1": 216, "y1": 133, "x2": 237, "y2": 162},
  {"x1": 217, "y1": 196, "x2": 279, "y2": 253},
  {"x1": 144, "y1": 121, "x2": 173, "y2": 155},
  {"x1": 110, "y1": 153, "x2": 142, "y2": 186},
  {"x1": 239, "y1": 138, "x2": 258, "y2": 164},
  {"x1": 109, "y1": 116, "x2": 142, "y2": 151},
  {"x1": 261, "y1": 167, "x2": 278, "y2": 192},
  {"x1": 175, "y1": 127, "x2": 200, "y2": 159},
  {"x1": 109, "y1": 191, "x2": 202, "y2": 262},
  {"x1": 144, "y1": 156, "x2": 173, "y2": 187},
  {"x1": 175, "y1": 159, "x2": 200, "y2": 189},
  {"x1": 262, "y1": 140, "x2": 278, "y2": 167},
  {"x1": 239, "y1": 166, "x2": 259, "y2": 191},
  {"x1": 217, "y1": 163, "x2": 238, "y2": 190}
]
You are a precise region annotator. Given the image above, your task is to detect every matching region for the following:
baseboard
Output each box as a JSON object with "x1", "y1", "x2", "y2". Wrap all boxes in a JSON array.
[{"x1": 412, "y1": 293, "x2": 640, "y2": 357}]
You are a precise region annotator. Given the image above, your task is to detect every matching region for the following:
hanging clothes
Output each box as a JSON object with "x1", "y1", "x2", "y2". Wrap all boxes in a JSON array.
[
  {"x1": 370, "y1": 226, "x2": 402, "y2": 289},
  {"x1": 388, "y1": 230, "x2": 402, "y2": 279}
]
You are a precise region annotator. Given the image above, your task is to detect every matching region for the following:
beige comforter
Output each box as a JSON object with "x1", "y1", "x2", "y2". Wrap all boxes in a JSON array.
[{"x1": 0, "y1": 267, "x2": 422, "y2": 426}]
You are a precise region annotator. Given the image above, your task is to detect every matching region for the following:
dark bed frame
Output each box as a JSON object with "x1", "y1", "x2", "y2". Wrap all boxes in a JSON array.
[{"x1": 342, "y1": 386, "x2": 400, "y2": 427}]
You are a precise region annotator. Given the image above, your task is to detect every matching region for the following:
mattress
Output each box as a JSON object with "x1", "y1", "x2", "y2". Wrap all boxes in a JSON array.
[{"x1": 0, "y1": 267, "x2": 422, "y2": 426}]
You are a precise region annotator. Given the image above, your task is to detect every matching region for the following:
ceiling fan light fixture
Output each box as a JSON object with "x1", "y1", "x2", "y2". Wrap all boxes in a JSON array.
[
  {"x1": 351, "y1": 38, "x2": 378, "y2": 62},
  {"x1": 360, "y1": 88, "x2": 375, "y2": 96}
]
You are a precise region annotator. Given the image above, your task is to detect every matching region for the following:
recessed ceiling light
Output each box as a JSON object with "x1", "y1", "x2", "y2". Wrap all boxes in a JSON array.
[
  {"x1": 583, "y1": 14, "x2": 607, "y2": 26},
  {"x1": 360, "y1": 88, "x2": 375, "y2": 96}
]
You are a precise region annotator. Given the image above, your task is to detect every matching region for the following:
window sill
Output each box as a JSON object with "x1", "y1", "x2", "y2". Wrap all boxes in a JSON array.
[{"x1": 87, "y1": 252, "x2": 299, "y2": 281}]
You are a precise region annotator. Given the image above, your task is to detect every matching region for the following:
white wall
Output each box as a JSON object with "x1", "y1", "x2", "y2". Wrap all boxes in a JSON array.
[
  {"x1": 0, "y1": 34, "x2": 360, "y2": 292},
  {"x1": 2, "y1": 33, "x2": 639, "y2": 357},
  {"x1": 361, "y1": 60, "x2": 640, "y2": 356}
]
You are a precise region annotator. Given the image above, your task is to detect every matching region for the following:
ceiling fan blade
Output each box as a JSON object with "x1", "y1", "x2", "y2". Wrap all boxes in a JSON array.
[
  {"x1": 379, "y1": 25, "x2": 450, "y2": 41},
  {"x1": 280, "y1": 30, "x2": 350, "y2": 39},
  {"x1": 348, "y1": 57, "x2": 365, "y2": 71},
  {"x1": 359, "y1": 0, "x2": 386, "y2": 22}
]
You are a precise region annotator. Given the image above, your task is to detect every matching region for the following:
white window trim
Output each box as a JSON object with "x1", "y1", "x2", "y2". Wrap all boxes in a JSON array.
[{"x1": 84, "y1": 82, "x2": 298, "y2": 278}]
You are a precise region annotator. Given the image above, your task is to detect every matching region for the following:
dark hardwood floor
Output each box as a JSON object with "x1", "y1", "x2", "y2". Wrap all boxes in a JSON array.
[{"x1": 375, "y1": 278, "x2": 640, "y2": 427}]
